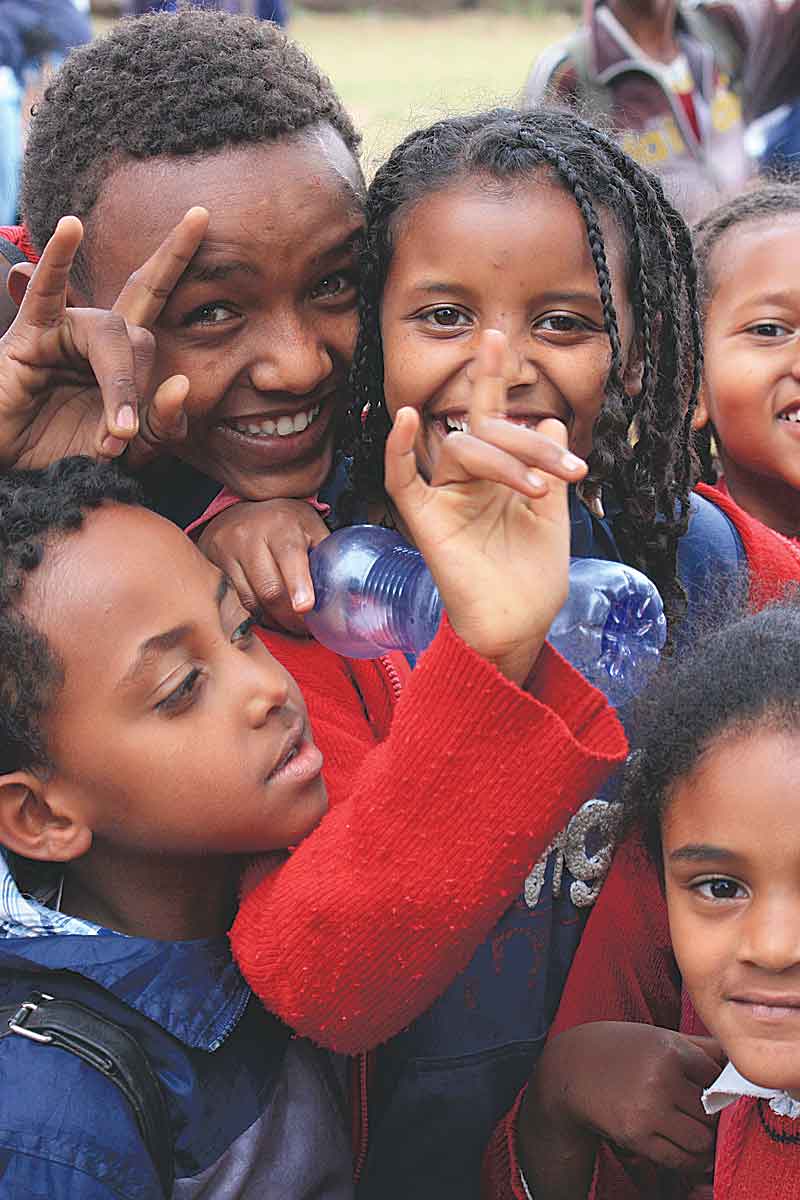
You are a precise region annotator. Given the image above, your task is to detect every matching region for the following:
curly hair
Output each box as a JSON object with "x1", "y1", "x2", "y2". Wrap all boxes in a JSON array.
[
  {"x1": 21, "y1": 8, "x2": 360, "y2": 285},
  {"x1": 341, "y1": 108, "x2": 702, "y2": 632},
  {"x1": 623, "y1": 599, "x2": 800, "y2": 868},
  {"x1": 692, "y1": 180, "x2": 800, "y2": 483},
  {"x1": 0, "y1": 458, "x2": 141, "y2": 775}
]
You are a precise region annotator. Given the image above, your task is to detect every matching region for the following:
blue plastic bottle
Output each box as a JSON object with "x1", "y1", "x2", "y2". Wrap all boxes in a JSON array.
[{"x1": 306, "y1": 526, "x2": 666, "y2": 706}]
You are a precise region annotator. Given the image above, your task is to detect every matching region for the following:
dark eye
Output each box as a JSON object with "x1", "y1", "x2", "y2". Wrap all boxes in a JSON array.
[
  {"x1": 232, "y1": 616, "x2": 256, "y2": 644},
  {"x1": 538, "y1": 314, "x2": 590, "y2": 333},
  {"x1": 749, "y1": 321, "x2": 791, "y2": 338},
  {"x1": 696, "y1": 877, "x2": 745, "y2": 901},
  {"x1": 183, "y1": 303, "x2": 238, "y2": 327},
  {"x1": 421, "y1": 307, "x2": 469, "y2": 328},
  {"x1": 310, "y1": 271, "x2": 357, "y2": 301},
  {"x1": 156, "y1": 667, "x2": 203, "y2": 714}
]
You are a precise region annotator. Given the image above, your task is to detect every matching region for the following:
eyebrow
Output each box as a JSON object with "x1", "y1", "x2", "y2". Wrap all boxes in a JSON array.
[
  {"x1": 119, "y1": 575, "x2": 230, "y2": 689},
  {"x1": 309, "y1": 227, "x2": 363, "y2": 271},
  {"x1": 668, "y1": 844, "x2": 738, "y2": 863},
  {"x1": 181, "y1": 259, "x2": 260, "y2": 286}
]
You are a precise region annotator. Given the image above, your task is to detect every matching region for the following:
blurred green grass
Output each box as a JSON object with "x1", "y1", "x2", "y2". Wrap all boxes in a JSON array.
[
  {"x1": 94, "y1": 9, "x2": 571, "y2": 171},
  {"x1": 289, "y1": 9, "x2": 571, "y2": 170}
]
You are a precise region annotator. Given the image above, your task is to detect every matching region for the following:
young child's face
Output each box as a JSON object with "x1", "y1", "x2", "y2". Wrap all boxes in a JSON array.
[
  {"x1": 698, "y1": 216, "x2": 800, "y2": 498},
  {"x1": 378, "y1": 176, "x2": 641, "y2": 481},
  {"x1": 23, "y1": 505, "x2": 327, "y2": 857},
  {"x1": 663, "y1": 726, "x2": 800, "y2": 1094},
  {"x1": 81, "y1": 129, "x2": 364, "y2": 502}
]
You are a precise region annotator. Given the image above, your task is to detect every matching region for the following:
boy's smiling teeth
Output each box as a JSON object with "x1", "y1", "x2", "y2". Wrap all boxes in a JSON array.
[
  {"x1": 228, "y1": 403, "x2": 321, "y2": 438},
  {"x1": 779, "y1": 407, "x2": 800, "y2": 424}
]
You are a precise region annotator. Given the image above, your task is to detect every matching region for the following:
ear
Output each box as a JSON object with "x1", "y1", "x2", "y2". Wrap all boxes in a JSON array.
[
  {"x1": 692, "y1": 383, "x2": 711, "y2": 431},
  {"x1": 6, "y1": 262, "x2": 35, "y2": 309},
  {"x1": 0, "y1": 772, "x2": 92, "y2": 863},
  {"x1": 6, "y1": 262, "x2": 83, "y2": 309},
  {"x1": 622, "y1": 336, "x2": 645, "y2": 398}
]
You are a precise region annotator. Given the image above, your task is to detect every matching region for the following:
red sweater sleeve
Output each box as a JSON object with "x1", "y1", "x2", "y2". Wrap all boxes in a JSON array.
[{"x1": 230, "y1": 619, "x2": 627, "y2": 1052}]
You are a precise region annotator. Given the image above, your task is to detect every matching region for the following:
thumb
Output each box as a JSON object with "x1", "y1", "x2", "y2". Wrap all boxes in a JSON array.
[
  {"x1": 683, "y1": 1036, "x2": 727, "y2": 1088},
  {"x1": 6, "y1": 262, "x2": 35, "y2": 309}
]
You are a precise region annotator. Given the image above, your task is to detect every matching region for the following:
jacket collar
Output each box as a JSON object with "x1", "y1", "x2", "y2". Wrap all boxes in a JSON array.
[
  {"x1": 591, "y1": 3, "x2": 711, "y2": 96},
  {"x1": 0, "y1": 852, "x2": 251, "y2": 1051}
]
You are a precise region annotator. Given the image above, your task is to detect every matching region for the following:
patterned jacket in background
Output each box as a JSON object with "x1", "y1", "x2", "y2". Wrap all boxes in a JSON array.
[{"x1": 522, "y1": 1, "x2": 800, "y2": 222}]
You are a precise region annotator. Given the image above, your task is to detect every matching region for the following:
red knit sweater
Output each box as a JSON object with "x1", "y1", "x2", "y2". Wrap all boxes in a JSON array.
[
  {"x1": 713, "y1": 1098, "x2": 800, "y2": 1199},
  {"x1": 232, "y1": 618, "x2": 626, "y2": 1054},
  {"x1": 482, "y1": 488, "x2": 800, "y2": 1200}
]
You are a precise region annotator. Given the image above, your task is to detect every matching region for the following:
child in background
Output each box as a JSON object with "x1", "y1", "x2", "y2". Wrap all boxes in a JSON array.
[{"x1": 693, "y1": 182, "x2": 800, "y2": 540}]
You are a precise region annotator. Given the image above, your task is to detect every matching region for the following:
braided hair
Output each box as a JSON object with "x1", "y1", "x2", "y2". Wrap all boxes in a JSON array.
[
  {"x1": 343, "y1": 108, "x2": 702, "y2": 631},
  {"x1": 0, "y1": 458, "x2": 141, "y2": 775},
  {"x1": 692, "y1": 180, "x2": 800, "y2": 484}
]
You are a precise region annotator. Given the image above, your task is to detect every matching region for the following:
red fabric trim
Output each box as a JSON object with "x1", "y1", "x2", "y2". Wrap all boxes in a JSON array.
[
  {"x1": 0, "y1": 224, "x2": 39, "y2": 264},
  {"x1": 184, "y1": 488, "x2": 330, "y2": 539},
  {"x1": 696, "y1": 482, "x2": 800, "y2": 606}
]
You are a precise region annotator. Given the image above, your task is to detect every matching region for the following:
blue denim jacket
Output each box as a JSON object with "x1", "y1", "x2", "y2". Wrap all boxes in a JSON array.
[{"x1": 0, "y1": 855, "x2": 353, "y2": 1199}]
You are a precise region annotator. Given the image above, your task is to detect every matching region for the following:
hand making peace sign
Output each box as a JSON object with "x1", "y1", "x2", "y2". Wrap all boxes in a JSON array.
[
  {"x1": 385, "y1": 328, "x2": 587, "y2": 686},
  {"x1": 0, "y1": 207, "x2": 209, "y2": 470}
]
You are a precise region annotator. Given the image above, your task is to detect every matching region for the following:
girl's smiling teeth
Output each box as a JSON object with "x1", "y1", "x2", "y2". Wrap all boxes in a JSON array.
[
  {"x1": 778, "y1": 403, "x2": 800, "y2": 424},
  {"x1": 434, "y1": 412, "x2": 550, "y2": 436},
  {"x1": 226, "y1": 403, "x2": 321, "y2": 439}
]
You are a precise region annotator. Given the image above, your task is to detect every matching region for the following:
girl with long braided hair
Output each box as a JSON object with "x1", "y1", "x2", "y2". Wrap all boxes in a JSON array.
[{"x1": 341, "y1": 105, "x2": 709, "y2": 636}]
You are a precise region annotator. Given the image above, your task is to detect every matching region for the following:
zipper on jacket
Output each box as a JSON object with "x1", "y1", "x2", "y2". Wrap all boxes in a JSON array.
[
  {"x1": 378, "y1": 655, "x2": 404, "y2": 703},
  {"x1": 351, "y1": 1051, "x2": 371, "y2": 1185}
]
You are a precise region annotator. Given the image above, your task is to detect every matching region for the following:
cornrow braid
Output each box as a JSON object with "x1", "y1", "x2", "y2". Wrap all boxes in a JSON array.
[
  {"x1": 691, "y1": 179, "x2": 800, "y2": 485},
  {"x1": 0, "y1": 458, "x2": 141, "y2": 774},
  {"x1": 341, "y1": 108, "x2": 702, "y2": 631}
]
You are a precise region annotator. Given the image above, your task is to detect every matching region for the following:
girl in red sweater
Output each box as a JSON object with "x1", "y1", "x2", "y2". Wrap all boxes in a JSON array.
[
  {"x1": 622, "y1": 601, "x2": 800, "y2": 1200},
  {"x1": 692, "y1": 181, "x2": 800, "y2": 541},
  {"x1": 510, "y1": 601, "x2": 800, "y2": 1200}
]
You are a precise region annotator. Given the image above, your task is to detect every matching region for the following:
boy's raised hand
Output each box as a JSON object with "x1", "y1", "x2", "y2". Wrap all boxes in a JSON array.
[
  {"x1": 385, "y1": 329, "x2": 587, "y2": 685},
  {"x1": 0, "y1": 208, "x2": 208, "y2": 470}
]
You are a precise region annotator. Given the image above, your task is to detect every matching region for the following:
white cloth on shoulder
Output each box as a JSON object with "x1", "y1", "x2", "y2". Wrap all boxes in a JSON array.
[{"x1": 702, "y1": 1060, "x2": 800, "y2": 1120}]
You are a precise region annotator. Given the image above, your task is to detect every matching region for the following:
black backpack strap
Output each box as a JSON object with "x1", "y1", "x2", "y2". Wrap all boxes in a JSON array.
[{"x1": 0, "y1": 991, "x2": 174, "y2": 1196}]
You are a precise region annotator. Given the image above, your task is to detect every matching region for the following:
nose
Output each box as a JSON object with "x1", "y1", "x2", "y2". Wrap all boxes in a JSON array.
[
  {"x1": 248, "y1": 311, "x2": 334, "y2": 397},
  {"x1": 237, "y1": 646, "x2": 292, "y2": 730},
  {"x1": 738, "y1": 895, "x2": 800, "y2": 974},
  {"x1": 494, "y1": 323, "x2": 539, "y2": 389}
]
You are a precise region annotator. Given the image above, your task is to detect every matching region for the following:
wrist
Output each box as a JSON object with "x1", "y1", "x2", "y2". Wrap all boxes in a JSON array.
[{"x1": 517, "y1": 1047, "x2": 598, "y2": 1199}]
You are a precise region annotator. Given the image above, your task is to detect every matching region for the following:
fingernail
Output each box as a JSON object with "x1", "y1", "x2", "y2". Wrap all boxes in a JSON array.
[
  {"x1": 292, "y1": 588, "x2": 312, "y2": 610},
  {"x1": 117, "y1": 404, "x2": 136, "y2": 431},
  {"x1": 526, "y1": 470, "x2": 545, "y2": 489},
  {"x1": 101, "y1": 435, "x2": 126, "y2": 457},
  {"x1": 563, "y1": 453, "x2": 585, "y2": 471}
]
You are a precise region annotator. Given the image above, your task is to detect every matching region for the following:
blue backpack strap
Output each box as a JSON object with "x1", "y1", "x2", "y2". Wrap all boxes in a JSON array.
[{"x1": 676, "y1": 492, "x2": 747, "y2": 651}]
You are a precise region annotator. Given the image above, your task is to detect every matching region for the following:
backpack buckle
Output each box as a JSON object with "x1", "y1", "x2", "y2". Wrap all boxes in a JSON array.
[{"x1": 7, "y1": 991, "x2": 55, "y2": 1043}]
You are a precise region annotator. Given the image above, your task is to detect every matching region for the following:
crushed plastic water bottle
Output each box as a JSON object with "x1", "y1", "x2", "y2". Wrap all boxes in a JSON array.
[{"x1": 306, "y1": 525, "x2": 666, "y2": 705}]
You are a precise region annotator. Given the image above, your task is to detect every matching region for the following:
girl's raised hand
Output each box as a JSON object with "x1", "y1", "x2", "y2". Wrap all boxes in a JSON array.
[
  {"x1": 384, "y1": 328, "x2": 587, "y2": 685},
  {"x1": 0, "y1": 207, "x2": 208, "y2": 470}
]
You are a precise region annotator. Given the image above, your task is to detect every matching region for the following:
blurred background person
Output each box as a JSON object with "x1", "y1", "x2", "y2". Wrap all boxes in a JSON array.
[
  {"x1": 0, "y1": 0, "x2": 90, "y2": 224},
  {"x1": 124, "y1": 0, "x2": 288, "y2": 27},
  {"x1": 522, "y1": 0, "x2": 800, "y2": 222}
]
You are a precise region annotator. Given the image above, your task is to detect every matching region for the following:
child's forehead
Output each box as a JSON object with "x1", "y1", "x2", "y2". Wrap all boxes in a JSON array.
[{"x1": 85, "y1": 131, "x2": 363, "y2": 300}]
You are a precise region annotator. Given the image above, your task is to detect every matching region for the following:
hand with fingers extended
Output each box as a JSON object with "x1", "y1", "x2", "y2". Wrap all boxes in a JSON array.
[
  {"x1": 197, "y1": 499, "x2": 330, "y2": 636},
  {"x1": 517, "y1": 1022, "x2": 724, "y2": 1200},
  {"x1": 0, "y1": 207, "x2": 209, "y2": 470},
  {"x1": 385, "y1": 329, "x2": 587, "y2": 685}
]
